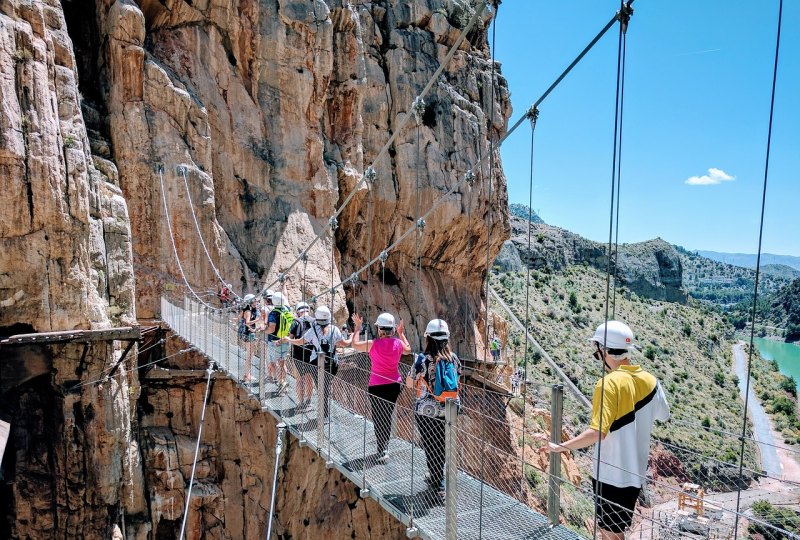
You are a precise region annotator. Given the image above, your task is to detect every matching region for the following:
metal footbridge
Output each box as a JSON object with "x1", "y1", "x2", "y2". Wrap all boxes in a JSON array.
[{"x1": 161, "y1": 295, "x2": 583, "y2": 540}]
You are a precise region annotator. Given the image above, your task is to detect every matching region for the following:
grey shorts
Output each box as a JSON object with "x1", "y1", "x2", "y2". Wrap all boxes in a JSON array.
[{"x1": 268, "y1": 342, "x2": 290, "y2": 362}]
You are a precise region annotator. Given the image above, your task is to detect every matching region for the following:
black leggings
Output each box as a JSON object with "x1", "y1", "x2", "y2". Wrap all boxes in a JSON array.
[
  {"x1": 415, "y1": 414, "x2": 446, "y2": 484},
  {"x1": 368, "y1": 382, "x2": 402, "y2": 454}
]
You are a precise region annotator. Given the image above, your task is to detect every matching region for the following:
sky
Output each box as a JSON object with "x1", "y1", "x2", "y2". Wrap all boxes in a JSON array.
[{"x1": 491, "y1": 0, "x2": 799, "y2": 256}]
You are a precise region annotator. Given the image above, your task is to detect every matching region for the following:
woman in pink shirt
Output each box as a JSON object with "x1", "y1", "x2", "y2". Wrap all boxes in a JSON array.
[{"x1": 352, "y1": 312, "x2": 411, "y2": 463}]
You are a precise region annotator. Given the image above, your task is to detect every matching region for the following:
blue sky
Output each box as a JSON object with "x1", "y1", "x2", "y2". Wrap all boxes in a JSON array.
[{"x1": 492, "y1": 0, "x2": 799, "y2": 256}]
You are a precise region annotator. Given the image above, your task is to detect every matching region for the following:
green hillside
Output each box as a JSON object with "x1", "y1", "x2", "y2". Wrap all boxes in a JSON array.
[{"x1": 677, "y1": 246, "x2": 794, "y2": 306}]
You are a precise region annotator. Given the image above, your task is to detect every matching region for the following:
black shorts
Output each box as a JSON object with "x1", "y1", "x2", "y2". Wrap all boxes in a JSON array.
[{"x1": 591, "y1": 479, "x2": 640, "y2": 533}]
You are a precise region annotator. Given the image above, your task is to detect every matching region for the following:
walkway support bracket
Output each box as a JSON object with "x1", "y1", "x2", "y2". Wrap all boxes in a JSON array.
[
  {"x1": 547, "y1": 384, "x2": 564, "y2": 526},
  {"x1": 444, "y1": 398, "x2": 458, "y2": 540}
]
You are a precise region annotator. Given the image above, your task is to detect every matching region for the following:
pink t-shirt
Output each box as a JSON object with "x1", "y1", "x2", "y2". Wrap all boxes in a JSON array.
[{"x1": 369, "y1": 337, "x2": 404, "y2": 386}]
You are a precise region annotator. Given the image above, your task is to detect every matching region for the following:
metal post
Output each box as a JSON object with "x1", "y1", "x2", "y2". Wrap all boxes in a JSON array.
[
  {"x1": 266, "y1": 422, "x2": 287, "y2": 540},
  {"x1": 259, "y1": 337, "x2": 266, "y2": 402},
  {"x1": 203, "y1": 306, "x2": 208, "y2": 355},
  {"x1": 316, "y1": 353, "x2": 325, "y2": 451},
  {"x1": 444, "y1": 398, "x2": 458, "y2": 540},
  {"x1": 547, "y1": 384, "x2": 564, "y2": 526},
  {"x1": 360, "y1": 409, "x2": 369, "y2": 497},
  {"x1": 224, "y1": 308, "x2": 230, "y2": 373}
]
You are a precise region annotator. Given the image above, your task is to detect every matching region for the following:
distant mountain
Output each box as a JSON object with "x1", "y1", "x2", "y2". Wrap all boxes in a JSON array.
[
  {"x1": 508, "y1": 203, "x2": 544, "y2": 224},
  {"x1": 677, "y1": 247, "x2": 794, "y2": 307},
  {"x1": 697, "y1": 251, "x2": 800, "y2": 271},
  {"x1": 500, "y1": 216, "x2": 686, "y2": 303}
]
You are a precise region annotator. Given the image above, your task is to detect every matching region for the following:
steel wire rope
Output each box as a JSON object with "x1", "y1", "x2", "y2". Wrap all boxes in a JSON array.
[
  {"x1": 611, "y1": 32, "x2": 627, "y2": 318},
  {"x1": 157, "y1": 167, "x2": 216, "y2": 310},
  {"x1": 178, "y1": 359, "x2": 215, "y2": 540},
  {"x1": 594, "y1": 3, "x2": 631, "y2": 539},
  {"x1": 519, "y1": 109, "x2": 539, "y2": 494},
  {"x1": 668, "y1": 417, "x2": 800, "y2": 455},
  {"x1": 478, "y1": 3, "x2": 500, "y2": 535},
  {"x1": 733, "y1": 1, "x2": 783, "y2": 536},
  {"x1": 179, "y1": 166, "x2": 240, "y2": 301},
  {"x1": 260, "y1": 1, "x2": 489, "y2": 295},
  {"x1": 66, "y1": 338, "x2": 171, "y2": 390}
]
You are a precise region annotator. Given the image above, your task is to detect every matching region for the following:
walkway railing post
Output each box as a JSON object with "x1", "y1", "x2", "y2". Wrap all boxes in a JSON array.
[
  {"x1": 259, "y1": 336, "x2": 266, "y2": 402},
  {"x1": 444, "y1": 398, "x2": 458, "y2": 540},
  {"x1": 224, "y1": 308, "x2": 230, "y2": 373},
  {"x1": 547, "y1": 384, "x2": 564, "y2": 526},
  {"x1": 316, "y1": 353, "x2": 325, "y2": 451}
]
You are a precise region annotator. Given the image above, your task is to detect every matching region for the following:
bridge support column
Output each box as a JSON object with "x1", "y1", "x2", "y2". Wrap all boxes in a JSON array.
[
  {"x1": 547, "y1": 384, "x2": 564, "y2": 526},
  {"x1": 444, "y1": 398, "x2": 458, "y2": 540}
]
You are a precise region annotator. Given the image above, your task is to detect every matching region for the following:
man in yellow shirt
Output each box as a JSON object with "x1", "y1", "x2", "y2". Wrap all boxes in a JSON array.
[{"x1": 539, "y1": 321, "x2": 670, "y2": 539}]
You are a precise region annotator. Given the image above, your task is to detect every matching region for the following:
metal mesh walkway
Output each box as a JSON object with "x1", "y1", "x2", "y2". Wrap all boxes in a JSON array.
[{"x1": 160, "y1": 296, "x2": 584, "y2": 540}]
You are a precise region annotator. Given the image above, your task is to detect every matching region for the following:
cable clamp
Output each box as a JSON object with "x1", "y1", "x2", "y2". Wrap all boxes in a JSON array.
[
  {"x1": 416, "y1": 218, "x2": 426, "y2": 231},
  {"x1": 300, "y1": 252, "x2": 309, "y2": 263},
  {"x1": 154, "y1": 163, "x2": 165, "y2": 174},
  {"x1": 176, "y1": 165, "x2": 188, "y2": 176},
  {"x1": 328, "y1": 216, "x2": 339, "y2": 232},
  {"x1": 277, "y1": 273, "x2": 286, "y2": 284},
  {"x1": 411, "y1": 96, "x2": 426, "y2": 125},
  {"x1": 379, "y1": 250, "x2": 389, "y2": 264},
  {"x1": 364, "y1": 166, "x2": 377, "y2": 185},
  {"x1": 330, "y1": 287, "x2": 338, "y2": 297},
  {"x1": 617, "y1": 1, "x2": 634, "y2": 34},
  {"x1": 527, "y1": 106, "x2": 539, "y2": 125},
  {"x1": 464, "y1": 169, "x2": 476, "y2": 187},
  {"x1": 347, "y1": 273, "x2": 359, "y2": 285}
]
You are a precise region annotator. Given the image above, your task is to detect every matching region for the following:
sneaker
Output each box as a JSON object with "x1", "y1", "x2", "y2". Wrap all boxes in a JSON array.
[
  {"x1": 376, "y1": 452, "x2": 389, "y2": 464},
  {"x1": 436, "y1": 479, "x2": 445, "y2": 496},
  {"x1": 296, "y1": 399, "x2": 310, "y2": 412},
  {"x1": 277, "y1": 381, "x2": 289, "y2": 394}
]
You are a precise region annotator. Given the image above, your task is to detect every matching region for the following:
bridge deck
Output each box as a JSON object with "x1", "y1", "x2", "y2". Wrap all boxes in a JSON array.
[{"x1": 161, "y1": 297, "x2": 584, "y2": 540}]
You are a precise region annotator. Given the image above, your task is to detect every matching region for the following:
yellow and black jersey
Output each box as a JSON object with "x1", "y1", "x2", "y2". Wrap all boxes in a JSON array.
[{"x1": 589, "y1": 364, "x2": 670, "y2": 488}]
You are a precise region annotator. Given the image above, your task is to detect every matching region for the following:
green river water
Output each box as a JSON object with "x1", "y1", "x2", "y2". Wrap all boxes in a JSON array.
[{"x1": 753, "y1": 337, "x2": 800, "y2": 390}]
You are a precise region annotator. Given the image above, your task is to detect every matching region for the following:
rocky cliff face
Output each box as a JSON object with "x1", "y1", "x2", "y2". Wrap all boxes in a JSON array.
[
  {"x1": 1, "y1": 0, "x2": 510, "y2": 537},
  {"x1": 505, "y1": 216, "x2": 687, "y2": 303},
  {"x1": 94, "y1": 0, "x2": 510, "y2": 351}
]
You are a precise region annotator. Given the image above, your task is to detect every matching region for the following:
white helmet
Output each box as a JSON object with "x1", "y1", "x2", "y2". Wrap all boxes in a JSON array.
[
  {"x1": 271, "y1": 292, "x2": 286, "y2": 306},
  {"x1": 243, "y1": 293, "x2": 256, "y2": 304},
  {"x1": 589, "y1": 321, "x2": 634, "y2": 351},
  {"x1": 374, "y1": 312, "x2": 396, "y2": 329},
  {"x1": 295, "y1": 302, "x2": 310, "y2": 313},
  {"x1": 425, "y1": 319, "x2": 450, "y2": 340},
  {"x1": 315, "y1": 306, "x2": 332, "y2": 325},
  {"x1": 262, "y1": 288, "x2": 275, "y2": 301}
]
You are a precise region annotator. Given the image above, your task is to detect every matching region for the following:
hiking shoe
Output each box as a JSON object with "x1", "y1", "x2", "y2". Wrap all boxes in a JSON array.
[
  {"x1": 277, "y1": 381, "x2": 289, "y2": 394},
  {"x1": 296, "y1": 399, "x2": 310, "y2": 412},
  {"x1": 376, "y1": 452, "x2": 389, "y2": 464},
  {"x1": 435, "y1": 479, "x2": 445, "y2": 496}
]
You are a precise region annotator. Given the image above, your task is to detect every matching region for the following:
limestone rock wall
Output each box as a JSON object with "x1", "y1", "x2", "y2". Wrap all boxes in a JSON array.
[{"x1": 95, "y1": 0, "x2": 510, "y2": 350}]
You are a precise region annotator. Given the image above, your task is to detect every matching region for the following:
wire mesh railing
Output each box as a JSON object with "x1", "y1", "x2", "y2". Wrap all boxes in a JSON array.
[{"x1": 160, "y1": 295, "x2": 800, "y2": 540}]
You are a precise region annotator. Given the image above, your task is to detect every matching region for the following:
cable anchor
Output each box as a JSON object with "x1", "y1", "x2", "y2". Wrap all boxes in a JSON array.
[
  {"x1": 328, "y1": 216, "x2": 339, "y2": 232},
  {"x1": 300, "y1": 252, "x2": 308, "y2": 263},
  {"x1": 176, "y1": 164, "x2": 188, "y2": 176},
  {"x1": 416, "y1": 218, "x2": 426, "y2": 231},
  {"x1": 347, "y1": 273, "x2": 359, "y2": 285},
  {"x1": 379, "y1": 250, "x2": 389, "y2": 264},
  {"x1": 411, "y1": 96, "x2": 426, "y2": 125},
  {"x1": 277, "y1": 273, "x2": 286, "y2": 284}
]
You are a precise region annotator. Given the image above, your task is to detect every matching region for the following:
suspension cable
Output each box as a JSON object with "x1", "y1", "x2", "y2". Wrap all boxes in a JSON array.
[
  {"x1": 520, "y1": 107, "x2": 539, "y2": 490},
  {"x1": 478, "y1": 4, "x2": 500, "y2": 534},
  {"x1": 611, "y1": 30, "x2": 627, "y2": 318},
  {"x1": 595, "y1": 3, "x2": 632, "y2": 539},
  {"x1": 179, "y1": 166, "x2": 240, "y2": 300},
  {"x1": 178, "y1": 359, "x2": 215, "y2": 540},
  {"x1": 157, "y1": 166, "x2": 216, "y2": 309},
  {"x1": 733, "y1": 0, "x2": 783, "y2": 536}
]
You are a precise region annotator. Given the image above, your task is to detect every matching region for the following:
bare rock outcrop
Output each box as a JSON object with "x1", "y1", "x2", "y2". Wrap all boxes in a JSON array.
[{"x1": 507, "y1": 216, "x2": 687, "y2": 303}]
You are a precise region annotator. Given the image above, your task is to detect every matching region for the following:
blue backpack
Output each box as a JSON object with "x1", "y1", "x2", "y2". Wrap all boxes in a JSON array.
[{"x1": 432, "y1": 355, "x2": 459, "y2": 402}]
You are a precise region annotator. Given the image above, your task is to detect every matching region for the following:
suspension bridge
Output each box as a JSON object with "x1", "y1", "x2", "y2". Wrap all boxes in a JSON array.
[{"x1": 147, "y1": 0, "x2": 800, "y2": 538}]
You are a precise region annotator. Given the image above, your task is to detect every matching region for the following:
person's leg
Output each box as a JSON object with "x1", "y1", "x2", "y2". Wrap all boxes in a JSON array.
[
  {"x1": 593, "y1": 479, "x2": 638, "y2": 540},
  {"x1": 244, "y1": 338, "x2": 253, "y2": 380},
  {"x1": 417, "y1": 415, "x2": 445, "y2": 484},
  {"x1": 368, "y1": 384, "x2": 399, "y2": 455}
]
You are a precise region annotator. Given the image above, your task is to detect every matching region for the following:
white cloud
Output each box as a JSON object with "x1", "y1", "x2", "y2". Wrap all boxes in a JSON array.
[{"x1": 685, "y1": 167, "x2": 735, "y2": 186}]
